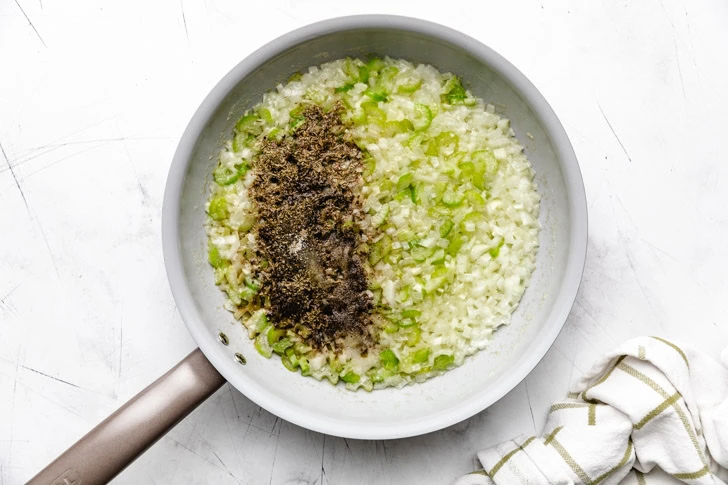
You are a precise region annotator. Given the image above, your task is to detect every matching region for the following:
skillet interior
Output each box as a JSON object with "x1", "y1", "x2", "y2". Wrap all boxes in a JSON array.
[{"x1": 162, "y1": 15, "x2": 587, "y2": 439}]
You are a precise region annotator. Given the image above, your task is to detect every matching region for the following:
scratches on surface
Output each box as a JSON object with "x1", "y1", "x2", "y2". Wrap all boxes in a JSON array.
[
  {"x1": 12, "y1": 0, "x2": 47, "y2": 48},
  {"x1": 167, "y1": 436, "x2": 237, "y2": 474},
  {"x1": 574, "y1": 299, "x2": 611, "y2": 339},
  {"x1": 122, "y1": 141, "x2": 149, "y2": 203},
  {"x1": 36, "y1": 218, "x2": 60, "y2": 278},
  {"x1": 524, "y1": 380, "x2": 537, "y2": 433},
  {"x1": 343, "y1": 438, "x2": 353, "y2": 456},
  {"x1": 23, "y1": 140, "x2": 118, "y2": 179},
  {"x1": 269, "y1": 417, "x2": 280, "y2": 437},
  {"x1": 180, "y1": 0, "x2": 189, "y2": 41},
  {"x1": 597, "y1": 102, "x2": 632, "y2": 163},
  {"x1": 20, "y1": 365, "x2": 81, "y2": 389},
  {"x1": 672, "y1": 36, "x2": 687, "y2": 101},
  {"x1": 211, "y1": 449, "x2": 241, "y2": 485},
  {"x1": 268, "y1": 424, "x2": 282, "y2": 485},
  {"x1": 0, "y1": 284, "x2": 21, "y2": 316},
  {"x1": 228, "y1": 385, "x2": 240, "y2": 419},
  {"x1": 318, "y1": 435, "x2": 327, "y2": 485},
  {"x1": 0, "y1": 141, "x2": 31, "y2": 215}
]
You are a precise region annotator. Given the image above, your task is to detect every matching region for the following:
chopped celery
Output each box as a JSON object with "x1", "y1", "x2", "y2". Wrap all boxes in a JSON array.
[
  {"x1": 406, "y1": 132, "x2": 426, "y2": 149},
  {"x1": 232, "y1": 132, "x2": 255, "y2": 153},
  {"x1": 366, "y1": 57, "x2": 385, "y2": 73},
  {"x1": 384, "y1": 321, "x2": 399, "y2": 334},
  {"x1": 254, "y1": 333, "x2": 272, "y2": 358},
  {"x1": 446, "y1": 234, "x2": 465, "y2": 257},
  {"x1": 341, "y1": 371, "x2": 360, "y2": 384},
  {"x1": 245, "y1": 276, "x2": 261, "y2": 291},
  {"x1": 368, "y1": 234, "x2": 392, "y2": 265},
  {"x1": 413, "y1": 104, "x2": 433, "y2": 131},
  {"x1": 384, "y1": 120, "x2": 413, "y2": 136},
  {"x1": 471, "y1": 150, "x2": 499, "y2": 189},
  {"x1": 213, "y1": 164, "x2": 240, "y2": 185},
  {"x1": 402, "y1": 309, "x2": 422, "y2": 318},
  {"x1": 289, "y1": 105, "x2": 306, "y2": 130},
  {"x1": 425, "y1": 266, "x2": 451, "y2": 293},
  {"x1": 439, "y1": 219, "x2": 454, "y2": 238},
  {"x1": 396, "y1": 172, "x2": 414, "y2": 191},
  {"x1": 358, "y1": 65, "x2": 370, "y2": 83},
  {"x1": 363, "y1": 156, "x2": 376, "y2": 178},
  {"x1": 371, "y1": 287, "x2": 383, "y2": 306},
  {"x1": 239, "y1": 215, "x2": 255, "y2": 233},
  {"x1": 267, "y1": 128, "x2": 282, "y2": 140},
  {"x1": 379, "y1": 349, "x2": 399, "y2": 371},
  {"x1": 397, "y1": 78, "x2": 422, "y2": 94},
  {"x1": 397, "y1": 229, "x2": 416, "y2": 242},
  {"x1": 208, "y1": 246, "x2": 226, "y2": 268},
  {"x1": 434, "y1": 354, "x2": 455, "y2": 370},
  {"x1": 248, "y1": 310, "x2": 268, "y2": 333},
  {"x1": 343, "y1": 58, "x2": 359, "y2": 78},
  {"x1": 376, "y1": 66, "x2": 400, "y2": 91},
  {"x1": 371, "y1": 204, "x2": 389, "y2": 227},
  {"x1": 465, "y1": 189, "x2": 485, "y2": 207},
  {"x1": 257, "y1": 108, "x2": 273, "y2": 123},
  {"x1": 236, "y1": 113, "x2": 262, "y2": 135},
  {"x1": 460, "y1": 212, "x2": 482, "y2": 232},
  {"x1": 267, "y1": 327, "x2": 286, "y2": 345},
  {"x1": 410, "y1": 245, "x2": 434, "y2": 262},
  {"x1": 208, "y1": 197, "x2": 229, "y2": 221},
  {"x1": 335, "y1": 83, "x2": 355, "y2": 93},
  {"x1": 398, "y1": 316, "x2": 417, "y2": 328},
  {"x1": 361, "y1": 102, "x2": 386, "y2": 123},
  {"x1": 365, "y1": 88, "x2": 389, "y2": 102},
  {"x1": 458, "y1": 161, "x2": 475, "y2": 178},
  {"x1": 489, "y1": 238, "x2": 505, "y2": 258},
  {"x1": 239, "y1": 286, "x2": 257, "y2": 303},
  {"x1": 281, "y1": 355, "x2": 297, "y2": 372},
  {"x1": 441, "y1": 189, "x2": 464, "y2": 207},
  {"x1": 441, "y1": 76, "x2": 467, "y2": 105},
  {"x1": 406, "y1": 327, "x2": 421, "y2": 346},
  {"x1": 272, "y1": 338, "x2": 293, "y2": 355},
  {"x1": 298, "y1": 357, "x2": 311, "y2": 376},
  {"x1": 409, "y1": 185, "x2": 418, "y2": 204},
  {"x1": 430, "y1": 248, "x2": 446, "y2": 265},
  {"x1": 413, "y1": 348, "x2": 430, "y2": 364},
  {"x1": 426, "y1": 131, "x2": 459, "y2": 156},
  {"x1": 287, "y1": 72, "x2": 303, "y2": 82}
]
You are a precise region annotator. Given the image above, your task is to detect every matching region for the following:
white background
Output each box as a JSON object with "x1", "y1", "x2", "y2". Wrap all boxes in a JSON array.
[{"x1": 1, "y1": 0, "x2": 727, "y2": 483}]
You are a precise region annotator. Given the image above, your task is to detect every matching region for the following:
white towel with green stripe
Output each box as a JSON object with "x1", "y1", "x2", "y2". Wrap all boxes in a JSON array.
[{"x1": 453, "y1": 337, "x2": 728, "y2": 484}]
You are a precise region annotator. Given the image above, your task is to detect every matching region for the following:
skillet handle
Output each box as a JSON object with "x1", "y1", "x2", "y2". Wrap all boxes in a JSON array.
[{"x1": 27, "y1": 348, "x2": 226, "y2": 485}]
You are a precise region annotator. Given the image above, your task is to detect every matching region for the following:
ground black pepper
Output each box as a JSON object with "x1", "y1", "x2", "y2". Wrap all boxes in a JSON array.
[{"x1": 250, "y1": 103, "x2": 373, "y2": 350}]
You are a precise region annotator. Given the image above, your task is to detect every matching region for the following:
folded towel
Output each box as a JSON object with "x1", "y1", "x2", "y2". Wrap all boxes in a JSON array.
[{"x1": 453, "y1": 337, "x2": 728, "y2": 484}]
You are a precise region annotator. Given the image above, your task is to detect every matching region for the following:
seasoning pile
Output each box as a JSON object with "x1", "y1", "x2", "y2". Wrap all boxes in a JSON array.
[{"x1": 251, "y1": 105, "x2": 373, "y2": 351}]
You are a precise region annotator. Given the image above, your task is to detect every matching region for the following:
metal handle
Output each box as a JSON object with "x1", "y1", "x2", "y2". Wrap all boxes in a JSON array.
[{"x1": 27, "y1": 348, "x2": 226, "y2": 485}]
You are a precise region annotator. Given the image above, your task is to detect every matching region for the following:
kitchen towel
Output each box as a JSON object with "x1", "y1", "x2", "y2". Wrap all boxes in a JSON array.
[{"x1": 453, "y1": 336, "x2": 728, "y2": 484}]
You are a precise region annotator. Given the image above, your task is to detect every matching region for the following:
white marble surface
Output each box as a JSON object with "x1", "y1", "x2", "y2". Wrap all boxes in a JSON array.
[{"x1": 1, "y1": 0, "x2": 727, "y2": 483}]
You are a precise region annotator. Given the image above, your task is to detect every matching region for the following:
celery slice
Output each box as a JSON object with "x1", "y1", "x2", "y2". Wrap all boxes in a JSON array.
[
  {"x1": 396, "y1": 172, "x2": 414, "y2": 192},
  {"x1": 208, "y1": 197, "x2": 229, "y2": 221},
  {"x1": 413, "y1": 348, "x2": 430, "y2": 364},
  {"x1": 434, "y1": 354, "x2": 455, "y2": 370},
  {"x1": 368, "y1": 235, "x2": 392, "y2": 266},
  {"x1": 341, "y1": 371, "x2": 360, "y2": 384},
  {"x1": 379, "y1": 349, "x2": 400, "y2": 371},
  {"x1": 207, "y1": 246, "x2": 226, "y2": 268},
  {"x1": 439, "y1": 219, "x2": 454, "y2": 238},
  {"x1": 255, "y1": 332, "x2": 272, "y2": 358},
  {"x1": 441, "y1": 189, "x2": 464, "y2": 207},
  {"x1": 397, "y1": 78, "x2": 422, "y2": 94},
  {"x1": 413, "y1": 104, "x2": 433, "y2": 131}
]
